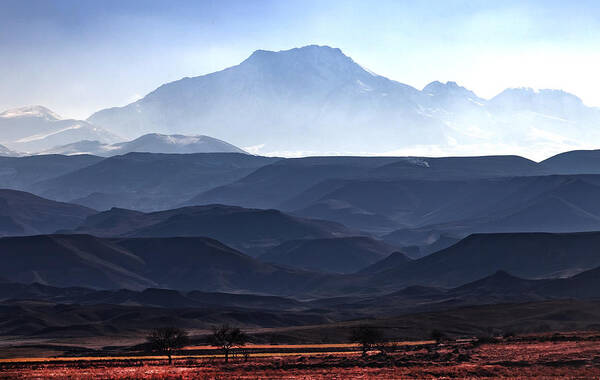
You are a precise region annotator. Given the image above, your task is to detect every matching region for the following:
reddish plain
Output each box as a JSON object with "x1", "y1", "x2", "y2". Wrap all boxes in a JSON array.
[{"x1": 2, "y1": 334, "x2": 600, "y2": 379}]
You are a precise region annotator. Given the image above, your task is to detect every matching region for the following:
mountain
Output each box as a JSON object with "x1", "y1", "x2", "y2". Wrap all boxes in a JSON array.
[
  {"x1": 0, "y1": 144, "x2": 19, "y2": 157},
  {"x1": 187, "y1": 155, "x2": 544, "y2": 212},
  {"x1": 362, "y1": 232, "x2": 600, "y2": 292},
  {"x1": 540, "y1": 149, "x2": 600, "y2": 174},
  {"x1": 357, "y1": 266, "x2": 600, "y2": 316},
  {"x1": 0, "y1": 282, "x2": 303, "y2": 310},
  {"x1": 0, "y1": 299, "x2": 328, "y2": 339},
  {"x1": 89, "y1": 45, "x2": 445, "y2": 154},
  {"x1": 0, "y1": 189, "x2": 95, "y2": 235},
  {"x1": 68, "y1": 204, "x2": 353, "y2": 256},
  {"x1": 258, "y1": 236, "x2": 396, "y2": 274},
  {"x1": 111, "y1": 237, "x2": 325, "y2": 293},
  {"x1": 32, "y1": 152, "x2": 278, "y2": 211},
  {"x1": 0, "y1": 106, "x2": 121, "y2": 153},
  {"x1": 0, "y1": 154, "x2": 103, "y2": 190},
  {"x1": 42, "y1": 133, "x2": 246, "y2": 156},
  {"x1": 0, "y1": 234, "x2": 154, "y2": 289},
  {"x1": 4, "y1": 264, "x2": 600, "y2": 327},
  {"x1": 5, "y1": 231, "x2": 600, "y2": 300},
  {"x1": 0, "y1": 234, "x2": 327, "y2": 294},
  {"x1": 449, "y1": 270, "x2": 544, "y2": 298},
  {"x1": 538, "y1": 266, "x2": 600, "y2": 299},
  {"x1": 381, "y1": 175, "x2": 600, "y2": 247},
  {"x1": 283, "y1": 173, "x2": 600, "y2": 236},
  {"x1": 358, "y1": 251, "x2": 413, "y2": 274},
  {"x1": 87, "y1": 45, "x2": 600, "y2": 158},
  {"x1": 0, "y1": 282, "x2": 307, "y2": 316},
  {"x1": 489, "y1": 88, "x2": 593, "y2": 118}
]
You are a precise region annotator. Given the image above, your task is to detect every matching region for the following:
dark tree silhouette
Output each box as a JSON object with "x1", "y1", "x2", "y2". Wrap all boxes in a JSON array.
[
  {"x1": 431, "y1": 329, "x2": 446, "y2": 344},
  {"x1": 146, "y1": 327, "x2": 189, "y2": 365},
  {"x1": 350, "y1": 325, "x2": 384, "y2": 357},
  {"x1": 209, "y1": 324, "x2": 249, "y2": 363}
]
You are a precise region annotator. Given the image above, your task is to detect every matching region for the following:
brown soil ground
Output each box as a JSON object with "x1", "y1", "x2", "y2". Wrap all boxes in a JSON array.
[{"x1": 2, "y1": 333, "x2": 600, "y2": 379}]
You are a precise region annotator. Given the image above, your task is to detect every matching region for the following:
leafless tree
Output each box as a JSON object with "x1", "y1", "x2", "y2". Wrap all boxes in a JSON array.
[
  {"x1": 209, "y1": 324, "x2": 249, "y2": 363},
  {"x1": 146, "y1": 327, "x2": 189, "y2": 365},
  {"x1": 350, "y1": 325, "x2": 384, "y2": 357}
]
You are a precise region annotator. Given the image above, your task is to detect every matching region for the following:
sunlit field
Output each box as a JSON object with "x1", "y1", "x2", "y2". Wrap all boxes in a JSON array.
[{"x1": 2, "y1": 333, "x2": 600, "y2": 379}]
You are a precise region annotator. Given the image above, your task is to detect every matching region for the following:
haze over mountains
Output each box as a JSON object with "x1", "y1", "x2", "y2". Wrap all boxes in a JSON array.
[
  {"x1": 86, "y1": 45, "x2": 600, "y2": 159},
  {"x1": 0, "y1": 106, "x2": 120, "y2": 154},
  {"x1": 0, "y1": 107, "x2": 246, "y2": 156},
  {"x1": 4, "y1": 44, "x2": 600, "y2": 352},
  {"x1": 3, "y1": 45, "x2": 599, "y2": 159},
  {"x1": 4, "y1": 230, "x2": 600, "y2": 299},
  {"x1": 41, "y1": 133, "x2": 246, "y2": 156},
  {"x1": 33, "y1": 153, "x2": 276, "y2": 210},
  {"x1": 67, "y1": 204, "x2": 352, "y2": 257}
]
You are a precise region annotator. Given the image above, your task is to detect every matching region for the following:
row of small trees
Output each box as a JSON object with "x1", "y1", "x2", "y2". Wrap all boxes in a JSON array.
[
  {"x1": 147, "y1": 324, "x2": 447, "y2": 364},
  {"x1": 147, "y1": 324, "x2": 248, "y2": 364}
]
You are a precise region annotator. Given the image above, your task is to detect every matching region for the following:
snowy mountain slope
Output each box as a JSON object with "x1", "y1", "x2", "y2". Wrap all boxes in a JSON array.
[
  {"x1": 42, "y1": 133, "x2": 246, "y2": 156},
  {"x1": 88, "y1": 45, "x2": 449, "y2": 153},
  {"x1": 0, "y1": 106, "x2": 121, "y2": 153},
  {"x1": 0, "y1": 143, "x2": 19, "y2": 157},
  {"x1": 83, "y1": 45, "x2": 600, "y2": 159}
]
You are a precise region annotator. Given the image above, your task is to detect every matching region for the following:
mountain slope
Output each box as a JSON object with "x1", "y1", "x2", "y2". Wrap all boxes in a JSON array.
[
  {"x1": 112, "y1": 237, "x2": 325, "y2": 293},
  {"x1": 87, "y1": 45, "x2": 447, "y2": 152},
  {"x1": 0, "y1": 154, "x2": 103, "y2": 191},
  {"x1": 0, "y1": 189, "x2": 96, "y2": 235},
  {"x1": 0, "y1": 234, "x2": 154, "y2": 289},
  {"x1": 88, "y1": 46, "x2": 600, "y2": 158},
  {"x1": 357, "y1": 251, "x2": 413, "y2": 274},
  {"x1": 365, "y1": 232, "x2": 600, "y2": 291},
  {"x1": 380, "y1": 176, "x2": 600, "y2": 247},
  {"x1": 0, "y1": 234, "x2": 327, "y2": 294},
  {"x1": 68, "y1": 204, "x2": 353, "y2": 256},
  {"x1": 259, "y1": 236, "x2": 396, "y2": 274},
  {"x1": 32, "y1": 152, "x2": 278, "y2": 211},
  {"x1": 0, "y1": 144, "x2": 19, "y2": 157},
  {"x1": 541, "y1": 149, "x2": 600, "y2": 174},
  {"x1": 43, "y1": 133, "x2": 246, "y2": 156},
  {"x1": 0, "y1": 282, "x2": 303, "y2": 310},
  {"x1": 188, "y1": 155, "x2": 544, "y2": 211},
  {"x1": 0, "y1": 106, "x2": 121, "y2": 153}
]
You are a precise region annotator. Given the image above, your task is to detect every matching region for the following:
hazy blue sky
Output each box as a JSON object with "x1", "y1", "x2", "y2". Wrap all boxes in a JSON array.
[{"x1": 2, "y1": 0, "x2": 599, "y2": 119}]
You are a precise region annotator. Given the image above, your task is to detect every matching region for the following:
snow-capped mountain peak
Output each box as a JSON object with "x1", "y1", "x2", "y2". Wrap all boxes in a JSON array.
[
  {"x1": 423, "y1": 81, "x2": 481, "y2": 100},
  {"x1": 0, "y1": 105, "x2": 61, "y2": 121},
  {"x1": 42, "y1": 133, "x2": 246, "y2": 156},
  {"x1": 84, "y1": 45, "x2": 600, "y2": 159},
  {"x1": 0, "y1": 105, "x2": 121, "y2": 153}
]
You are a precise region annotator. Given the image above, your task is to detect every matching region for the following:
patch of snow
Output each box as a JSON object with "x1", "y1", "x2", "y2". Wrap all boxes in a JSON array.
[
  {"x1": 0, "y1": 105, "x2": 61, "y2": 120},
  {"x1": 15, "y1": 124, "x2": 84, "y2": 143},
  {"x1": 468, "y1": 98, "x2": 485, "y2": 106},
  {"x1": 356, "y1": 79, "x2": 373, "y2": 92},
  {"x1": 358, "y1": 64, "x2": 378, "y2": 77}
]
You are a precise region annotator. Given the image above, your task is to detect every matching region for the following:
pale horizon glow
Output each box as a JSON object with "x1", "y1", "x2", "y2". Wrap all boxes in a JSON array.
[{"x1": 1, "y1": 0, "x2": 599, "y2": 121}]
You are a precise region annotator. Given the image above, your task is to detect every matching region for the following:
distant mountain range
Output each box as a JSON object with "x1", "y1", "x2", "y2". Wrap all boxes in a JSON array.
[
  {"x1": 0, "y1": 189, "x2": 94, "y2": 235},
  {"x1": 3, "y1": 46, "x2": 599, "y2": 158},
  {"x1": 361, "y1": 232, "x2": 600, "y2": 291},
  {"x1": 67, "y1": 204, "x2": 352, "y2": 257},
  {"x1": 3, "y1": 266, "x2": 600, "y2": 338},
  {"x1": 0, "y1": 106, "x2": 120, "y2": 153},
  {"x1": 0, "y1": 106, "x2": 247, "y2": 156},
  {"x1": 85, "y1": 45, "x2": 600, "y2": 159},
  {"x1": 3, "y1": 149, "x2": 600, "y2": 234},
  {"x1": 31, "y1": 152, "x2": 277, "y2": 210},
  {"x1": 3, "y1": 230, "x2": 600, "y2": 298},
  {"x1": 41, "y1": 133, "x2": 246, "y2": 156},
  {"x1": 0, "y1": 234, "x2": 326, "y2": 293},
  {"x1": 5, "y1": 45, "x2": 600, "y2": 349},
  {"x1": 258, "y1": 236, "x2": 397, "y2": 274}
]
